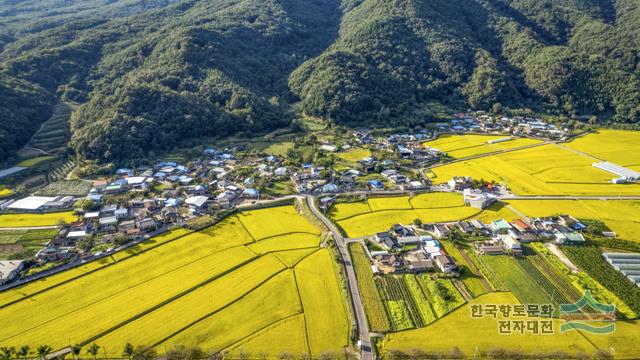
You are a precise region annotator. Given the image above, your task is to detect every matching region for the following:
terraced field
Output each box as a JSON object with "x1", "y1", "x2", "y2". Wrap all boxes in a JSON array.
[
  {"x1": 27, "y1": 102, "x2": 73, "y2": 154},
  {"x1": 430, "y1": 144, "x2": 640, "y2": 196},
  {"x1": 0, "y1": 205, "x2": 349, "y2": 358},
  {"x1": 424, "y1": 134, "x2": 543, "y2": 159},
  {"x1": 331, "y1": 193, "x2": 482, "y2": 238}
]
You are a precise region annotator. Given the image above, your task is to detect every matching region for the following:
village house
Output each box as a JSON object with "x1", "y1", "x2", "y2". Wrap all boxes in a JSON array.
[
  {"x1": 434, "y1": 255, "x2": 457, "y2": 273},
  {"x1": 0, "y1": 260, "x2": 25, "y2": 285}
]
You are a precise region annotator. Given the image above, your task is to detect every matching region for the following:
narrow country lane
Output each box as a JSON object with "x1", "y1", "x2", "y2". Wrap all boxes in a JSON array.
[{"x1": 304, "y1": 196, "x2": 374, "y2": 360}]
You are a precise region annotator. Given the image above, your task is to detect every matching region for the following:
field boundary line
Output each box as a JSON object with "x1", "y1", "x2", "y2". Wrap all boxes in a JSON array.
[
  {"x1": 0, "y1": 245, "x2": 254, "y2": 343},
  {"x1": 336, "y1": 205, "x2": 473, "y2": 222},
  {"x1": 292, "y1": 269, "x2": 312, "y2": 355},
  {"x1": 0, "y1": 229, "x2": 197, "y2": 309},
  {"x1": 252, "y1": 231, "x2": 321, "y2": 243},
  {"x1": 221, "y1": 312, "x2": 306, "y2": 355},
  {"x1": 79, "y1": 256, "x2": 277, "y2": 348},
  {"x1": 149, "y1": 267, "x2": 290, "y2": 349},
  {"x1": 235, "y1": 215, "x2": 257, "y2": 242},
  {"x1": 0, "y1": 206, "x2": 248, "y2": 304}
]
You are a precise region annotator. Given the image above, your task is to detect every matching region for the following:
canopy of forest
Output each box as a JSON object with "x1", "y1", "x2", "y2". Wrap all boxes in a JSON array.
[{"x1": 0, "y1": 0, "x2": 638, "y2": 162}]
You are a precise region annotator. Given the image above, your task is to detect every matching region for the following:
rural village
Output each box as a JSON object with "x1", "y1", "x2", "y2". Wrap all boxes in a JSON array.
[{"x1": 0, "y1": 111, "x2": 639, "y2": 360}]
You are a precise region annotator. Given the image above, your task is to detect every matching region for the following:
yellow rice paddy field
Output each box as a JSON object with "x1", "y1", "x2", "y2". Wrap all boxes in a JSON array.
[
  {"x1": 431, "y1": 143, "x2": 640, "y2": 195},
  {"x1": 424, "y1": 134, "x2": 543, "y2": 159},
  {"x1": 331, "y1": 193, "x2": 484, "y2": 238},
  {"x1": 564, "y1": 130, "x2": 640, "y2": 167},
  {"x1": 507, "y1": 199, "x2": 640, "y2": 242},
  {"x1": 335, "y1": 147, "x2": 372, "y2": 163},
  {"x1": 379, "y1": 292, "x2": 640, "y2": 358},
  {"x1": 0, "y1": 211, "x2": 77, "y2": 227},
  {"x1": 0, "y1": 205, "x2": 349, "y2": 357}
]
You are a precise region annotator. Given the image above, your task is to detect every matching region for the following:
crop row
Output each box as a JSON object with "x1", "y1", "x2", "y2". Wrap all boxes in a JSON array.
[
  {"x1": 524, "y1": 248, "x2": 582, "y2": 303},
  {"x1": 403, "y1": 275, "x2": 437, "y2": 324},
  {"x1": 347, "y1": 243, "x2": 390, "y2": 332},
  {"x1": 464, "y1": 249, "x2": 508, "y2": 291},
  {"x1": 562, "y1": 245, "x2": 640, "y2": 315},
  {"x1": 376, "y1": 275, "x2": 425, "y2": 329}
]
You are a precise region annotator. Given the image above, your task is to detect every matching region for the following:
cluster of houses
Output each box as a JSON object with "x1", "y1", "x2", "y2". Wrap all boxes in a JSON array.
[
  {"x1": 438, "y1": 112, "x2": 569, "y2": 140},
  {"x1": 473, "y1": 215, "x2": 587, "y2": 256},
  {"x1": 370, "y1": 224, "x2": 459, "y2": 275},
  {"x1": 365, "y1": 214, "x2": 590, "y2": 275}
]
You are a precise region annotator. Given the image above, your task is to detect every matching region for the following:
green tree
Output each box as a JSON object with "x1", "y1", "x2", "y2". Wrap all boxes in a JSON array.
[
  {"x1": 86, "y1": 343, "x2": 99, "y2": 360},
  {"x1": 17, "y1": 346, "x2": 30, "y2": 360},
  {"x1": 36, "y1": 345, "x2": 52, "y2": 360},
  {"x1": 122, "y1": 343, "x2": 134, "y2": 360},
  {"x1": 131, "y1": 346, "x2": 156, "y2": 360},
  {"x1": 70, "y1": 345, "x2": 82, "y2": 360}
]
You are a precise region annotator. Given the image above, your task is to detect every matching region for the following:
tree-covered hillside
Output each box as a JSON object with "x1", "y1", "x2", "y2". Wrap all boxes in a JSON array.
[{"x1": 0, "y1": 0, "x2": 638, "y2": 163}]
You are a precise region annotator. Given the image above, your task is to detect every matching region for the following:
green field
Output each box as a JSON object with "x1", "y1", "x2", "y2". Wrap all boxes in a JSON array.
[
  {"x1": 15, "y1": 156, "x2": 57, "y2": 167},
  {"x1": 0, "y1": 206, "x2": 349, "y2": 358},
  {"x1": 34, "y1": 180, "x2": 92, "y2": 196},
  {"x1": 0, "y1": 212, "x2": 77, "y2": 227},
  {"x1": 264, "y1": 141, "x2": 294, "y2": 156},
  {"x1": 348, "y1": 243, "x2": 390, "y2": 332},
  {"x1": 0, "y1": 229, "x2": 58, "y2": 260}
]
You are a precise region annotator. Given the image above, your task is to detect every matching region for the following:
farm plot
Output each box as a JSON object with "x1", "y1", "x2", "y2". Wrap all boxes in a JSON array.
[
  {"x1": 34, "y1": 180, "x2": 92, "y2": 196},
  {"x1": 562, "y1": 245, "x2": 640, "y2": 316},
  {"x1": 337, "y1": 207, "x2": 478, "y2": 238},
  {"x1": 0, "y1": 212, "x2": 76, "y2": 227},
  {"x1": 564, "y1": 130, "x2": 640, "y2": 167},
  {"x1": 378, "y1": 292, "x2": 607, "y2": 358},
  {"x1": 424, "y1": 134, "x2": 542, "y2": 159},
  {"x1": 16, "y1": 156, "x2": 57, "y2": 168},
  {"x1": 416, "y1": 275, "x2": 465, "y2": 317},
  {"x1": 329, "y1": 201, "x2": 372, "y2": 221},
  {"x1": 0, "y1": 228, "x2": 191, "y2": 307},
  {"x1": 0, "y1": 186, "x2": 13, "y2": 198},
  {"x1": 408, "y1": 192, "x2": 463, "y2": 208},
  {"x1": 478, "y1": 255, "x2": 551, "y2": 306},
  {"x1": 0, "y1": 228, "x2": 58, "y2": 260},
  {"x1": 237, "y1": 205, "x2": 320, "y2": 240},
  {"x1": 431, "y1": 144, "x2": 640, "y2": 196},
  {"x1": 368, "y1": 196, "x2": 412, "y2": 211},
  {"x1": 336, "y1": 147, "x2": 371, "y2": 163},
  {"x1": 0, "y1": 206, "x2": 349, "y2": 357},
  {"x1": 508, "y1": 200, "x2": 640, "y2": 243},
  {"x1": 377, "y1": 276, "x2": 424, "y2": 330},
  {"x1": 348, "y1": 243, "x2": 390, "y2": 332},
  {"x1": 439, "y1": 241, "x2": 489, "y2": 297}
]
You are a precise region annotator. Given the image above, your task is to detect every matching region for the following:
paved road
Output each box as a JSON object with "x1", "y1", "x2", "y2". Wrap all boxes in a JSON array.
[
  {"x1": 498, "y1": 195, "x2": 640, "y2": 200},
  {"x1": 305, "y1": 196, "x2": 373, "y2": 360}
]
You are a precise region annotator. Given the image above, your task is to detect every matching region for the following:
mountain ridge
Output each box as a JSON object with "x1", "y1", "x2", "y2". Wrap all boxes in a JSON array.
[{"x1": 0, "y1": 0, "x2": 638, "y2": 163}]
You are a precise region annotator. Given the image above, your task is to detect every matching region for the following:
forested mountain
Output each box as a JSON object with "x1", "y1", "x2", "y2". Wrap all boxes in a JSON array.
[{"x1": 0, "y1": 0, "x2": 639, "y2": 162}]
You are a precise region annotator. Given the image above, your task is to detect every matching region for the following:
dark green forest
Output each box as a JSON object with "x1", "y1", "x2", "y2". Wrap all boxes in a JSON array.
[{"x1": 0, "y1": 0, "x2": 639, "y2": 162}]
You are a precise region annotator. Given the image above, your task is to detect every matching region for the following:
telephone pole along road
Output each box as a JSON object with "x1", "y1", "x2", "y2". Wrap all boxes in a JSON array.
[{"x1": 305, "y1": 196, "x2": 373, "y2": 360}]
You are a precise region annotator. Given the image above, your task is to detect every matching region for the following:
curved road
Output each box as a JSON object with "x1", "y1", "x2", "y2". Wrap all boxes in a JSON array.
[{"x1": 305, "y1": 196, "x2": 373, "y2": 360}]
